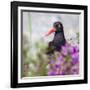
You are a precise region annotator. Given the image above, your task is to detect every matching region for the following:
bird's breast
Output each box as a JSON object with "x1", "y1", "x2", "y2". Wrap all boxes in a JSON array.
[{"x1": 53, "y1": 33, "x2": 64, "y2": 43}]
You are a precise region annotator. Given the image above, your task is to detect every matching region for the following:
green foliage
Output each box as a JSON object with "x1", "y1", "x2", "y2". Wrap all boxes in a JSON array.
[
  {"x1": 22, "y1": 36, "x2": 49, "y2": 77},
  {"x1": 76, "y1": 32, "x2": 79, "y2": 44}
]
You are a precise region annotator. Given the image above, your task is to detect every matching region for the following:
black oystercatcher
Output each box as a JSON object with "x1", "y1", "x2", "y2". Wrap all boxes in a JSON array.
[{"x1": 45, "y1": 21, "x2": 66, "y2": 54}]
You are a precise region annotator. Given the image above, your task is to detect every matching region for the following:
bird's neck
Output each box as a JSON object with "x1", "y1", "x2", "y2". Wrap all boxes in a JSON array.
[
  {"x1": 54, "y1": 31, "x2": 66, "y2": 42},
  {"x1": 55, "y1": 31, "x2": 63, "y2": 35}
]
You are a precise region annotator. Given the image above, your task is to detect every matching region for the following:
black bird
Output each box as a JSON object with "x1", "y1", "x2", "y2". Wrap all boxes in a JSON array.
[{"x1": 45, "y1": 21, "x2": 66, "y2": 54}]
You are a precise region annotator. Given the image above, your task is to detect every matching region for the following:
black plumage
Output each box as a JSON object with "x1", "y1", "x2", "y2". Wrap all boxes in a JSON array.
[{"x1": 46, "y1": 21, "x2": 66, "y2": 54}]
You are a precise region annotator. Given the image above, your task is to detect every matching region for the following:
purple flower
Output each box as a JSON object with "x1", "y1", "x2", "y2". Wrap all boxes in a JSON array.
[
  {"x1": 58, "y1": 55, "x2": 63, "y2": 61},
  {"x1": 55, "y1": 56, "x2": 63, "y2": 68},
  {"x1": 72, "y1": 45, "x2": 79, "y2": 53},
  {"x1": 68, "y1": 45, "x2": 79, "y2": 54},
  {"x1": 65, "y1": 43, "x2": 71, "y2": 48},
  {"x1": 73, "y1": 68, "x2": 78, "y2": 72},
  {"x1": 72, "y1": 52, "x2": 79, "y2": 65},
  {"x1": 71, "y1": 65, "x2": 79, "y2": 74},
  {"x1": 73, "y1": 46, "x2": 79, "y2": 53},
  {"x1": 55, "y1": 64, "x2": 61, "y2": 68},
  {"x1": 57, "y1": 57, "x2": 62, "y2": 64},
  {"x1": 48, "y1": 43, "x2": 79, "y2": 76},
  {"x1": 50, "y1": 59, "x2": 55, "y2": 64},
  {"x1": 68, "y1": 46, "x2": 74, "y2": 54},
  {"x1": 61, "y1": 46, "x2": 68, "y2": 56},
  {"x1": 48, "y1": 70, "x2": 56, "y2": 75},
  {"x1": 61, "y1": 71, "x2": 66, "y2": 75}
]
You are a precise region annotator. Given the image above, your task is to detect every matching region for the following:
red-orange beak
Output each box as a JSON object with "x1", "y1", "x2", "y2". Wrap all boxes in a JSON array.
[{"x1": 45, "y1": 28, "x2": 56, "y2": 36}]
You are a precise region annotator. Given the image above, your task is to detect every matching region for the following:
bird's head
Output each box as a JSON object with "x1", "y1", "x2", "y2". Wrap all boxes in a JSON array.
[
  {"x1": 45, "y1": 21, "x2": 63, "y2": 36},
  {"x1": 53, "y1": 21, "x2": 63, "y2": 32}
]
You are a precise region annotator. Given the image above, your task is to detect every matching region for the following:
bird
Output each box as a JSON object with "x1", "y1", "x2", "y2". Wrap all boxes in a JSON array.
[{"x1": 45, "y1": 21, "x2": 66, "y2": 54}]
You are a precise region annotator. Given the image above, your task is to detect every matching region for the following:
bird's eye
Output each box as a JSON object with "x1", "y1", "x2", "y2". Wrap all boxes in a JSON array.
[
  {"x1": 54, "y1": 23, "x2": 59, "y2": 28},
  {"x1": 53, "y1": 22, "x2": 63, "y2": 29},
  {"x1": 56, "y1": 24, "x2": 58, "y2": 27}
]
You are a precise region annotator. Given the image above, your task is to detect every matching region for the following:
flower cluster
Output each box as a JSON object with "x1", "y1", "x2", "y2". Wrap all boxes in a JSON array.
[{"x1": 48, "y1": 43, "x2": 79, "y2": 76}]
